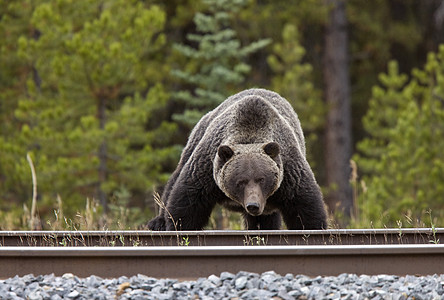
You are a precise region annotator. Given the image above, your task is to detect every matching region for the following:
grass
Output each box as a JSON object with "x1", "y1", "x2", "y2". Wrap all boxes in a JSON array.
[
  {"x1": 0, "y1": 157, "x2": 442, "y2": 232},
  {"x1": 1, "y1": 194, "x2": 443, "y2": 233},
  {"x1": 0, "y1": 194, "x2": 150, "y2": 231},
  {"x1": 243, "y1": 235, "x2": 266, "y2": 246}
]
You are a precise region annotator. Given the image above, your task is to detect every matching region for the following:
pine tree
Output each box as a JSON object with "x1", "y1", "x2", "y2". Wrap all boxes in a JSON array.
[
  {"x1": 172, "y1": 0, "x2": 270, "y2": 127},
  {"x1": 0, "y1": 0, "x2": 178, "y2": 222},
  {"x1": 355, "y1": 48, "x2": 444, "y2": 227},
  {"x1": 0, "y1": 0, "x2": 47, "y2": 210},
  {"x1": 169, "y1": 0, "x2": 270, "y2": 228},
  {"x1": 356, "y1": 61, "x2": 410, "y2": 175},
  {"x1": 267, "y1": 23, "x2": 325, "y2": 169}
]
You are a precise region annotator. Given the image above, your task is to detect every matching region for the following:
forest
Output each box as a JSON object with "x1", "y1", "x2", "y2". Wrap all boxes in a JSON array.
[{"x1": 1, "y1": 0, "x2": 444, "y2": 230}]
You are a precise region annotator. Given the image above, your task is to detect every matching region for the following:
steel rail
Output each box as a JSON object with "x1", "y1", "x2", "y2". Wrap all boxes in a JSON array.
[
  {"x1": 1, "y1": 244, "x2": 444, "y2": 279},
  {"x1": 0, "y1": 228, "x2": 442, "y2": 247}
]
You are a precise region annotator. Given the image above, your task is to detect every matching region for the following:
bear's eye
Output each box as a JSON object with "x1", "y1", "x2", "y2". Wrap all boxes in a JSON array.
[
  {"x1": 236, "y1": 180, "x2": 248, "y2": 188},
  {"x1": 255, "y1": 177, "x2": 265, "y2": 184}
]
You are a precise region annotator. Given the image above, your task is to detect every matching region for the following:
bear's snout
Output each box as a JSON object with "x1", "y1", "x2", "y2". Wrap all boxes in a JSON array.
[
  {"x1": 246, "y1": 202, "x2": 261, "y2": 215},
  {"x1": 244, "y1": 181, "x2": 264, "y2": 216}
]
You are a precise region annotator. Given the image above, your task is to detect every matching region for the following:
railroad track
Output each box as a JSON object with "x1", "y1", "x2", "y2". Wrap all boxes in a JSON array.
[
  {"x1": 1, "y1": 228, "x2": 442, "y2": 247},
  {"x1": 1, "y1": 229, "x2": 443, "y2": 279}
]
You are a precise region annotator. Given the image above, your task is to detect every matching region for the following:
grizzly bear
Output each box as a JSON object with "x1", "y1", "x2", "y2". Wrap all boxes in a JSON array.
[{"x1": 148, "y1": 88, "x2": 327, "y2": 230}]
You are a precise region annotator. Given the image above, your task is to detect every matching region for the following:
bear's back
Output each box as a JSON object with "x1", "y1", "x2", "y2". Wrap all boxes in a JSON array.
[{"x1": 203, "y1": 89, "x2": 306, "y2": 156}]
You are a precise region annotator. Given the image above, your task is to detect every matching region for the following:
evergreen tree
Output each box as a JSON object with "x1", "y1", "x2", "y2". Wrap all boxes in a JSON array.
[
  {"x1": 172, "y1": 0, "x2": 270, "y2": 127},
  {"x1": 0, "y1": 0, "x2": 47, "y2": 210},
  {"x1": 356, "y1": 61, "x2": 410, "y2": 175},
  {"x1": 267, "y1": 23, "x2": 325, "y2": 169},
  {"x1": 169, "y1": 0, "x2": 270, "y2": 228},
  {"x1": 355, "y1": 48, "x2": 444, "y2": 227},
  {"x1": 0, "y1": 0, "x2": 178, "y2": 223}
]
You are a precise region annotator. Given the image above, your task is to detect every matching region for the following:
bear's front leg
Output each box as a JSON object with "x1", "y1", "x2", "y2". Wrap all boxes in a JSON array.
[
  {"x1": 164, "y1": 183, "x2": 216, "y2": 231},
  {"x1": 280, "y1": 189, "x2": 327, "y2": 230},
  {"x1": 280, "y1": 171, "x2": 328, "y2": 230}
]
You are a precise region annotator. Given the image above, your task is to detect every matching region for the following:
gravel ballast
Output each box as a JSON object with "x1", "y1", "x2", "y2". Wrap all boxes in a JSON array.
[{"x1": 1, "y1": 271, "x2": 444, "y2": 300}]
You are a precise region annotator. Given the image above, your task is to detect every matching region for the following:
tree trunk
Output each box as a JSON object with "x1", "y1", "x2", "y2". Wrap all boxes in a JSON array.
[
  {"x1": 323, "y1": 0, "x2": 353, "y2": 222},
  {"x1": 97, "y1": 96, "x2": 108, "y2": 212}
]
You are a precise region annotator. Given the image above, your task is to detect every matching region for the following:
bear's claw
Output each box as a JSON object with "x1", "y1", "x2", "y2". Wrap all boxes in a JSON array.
[{"x1": 147, "y1": 216, "x2": 166, "y2": 231}]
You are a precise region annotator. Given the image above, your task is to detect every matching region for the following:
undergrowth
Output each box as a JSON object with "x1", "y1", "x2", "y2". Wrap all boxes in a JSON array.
[
  {"x1": 1, "y1": 158, "x2": 442, "y2": 231},
  {"x1": 0, "y1": 195, "x2": 152, "y2": 231}
]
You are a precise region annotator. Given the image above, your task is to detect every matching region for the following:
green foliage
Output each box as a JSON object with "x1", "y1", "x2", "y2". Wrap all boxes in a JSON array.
[
  {"x1": 267, "y1": 23, "x2": 325, "y2": 168},
  {"x1": 348, "y1": 0, "x2": 427, "y2": 154},
  {"x1": 172, "y1": 0, "x2": 270, "y2": 127},
  {"x1": 356, "y1": 61, "x2": 409, "y2": 175},
  {"x1": 0, "y1": 0, "x2": 179, "y2": 225},
  {"x1": 355, "y1": 48, "x2": 444, "y2": 227},
  {"x1": 1, "y1": 0, "x2": 443, "y2": 230}
]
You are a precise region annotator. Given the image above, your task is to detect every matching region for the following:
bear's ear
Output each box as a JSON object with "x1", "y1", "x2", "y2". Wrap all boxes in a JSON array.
[
  {"x1": 263, "y1": 142, "x2": 280, "y2": 158},
  {"x1": 218, "y1": 145, "x2": 234, "y2": 163}
]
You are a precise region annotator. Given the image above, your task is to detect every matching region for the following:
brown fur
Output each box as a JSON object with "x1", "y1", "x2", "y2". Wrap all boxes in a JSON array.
[{"x1": 148, "y1": 89, "x2": 327, "y2": 230}]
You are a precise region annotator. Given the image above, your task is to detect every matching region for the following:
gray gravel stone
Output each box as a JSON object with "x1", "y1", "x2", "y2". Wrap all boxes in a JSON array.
[
  {"x1": 27, "y1": 291, "x2": 43, "y2": 300},
  {"x1": 208, "y1": 274, "x2": 221, "y2": 286},
  {"x1": 1, "y1": 271, "x2": 444, "y2": 299},
  {"x1": 220, "y1": 271, "x2": 235, "y2": 281},
  {"x1": 234, "y1": 276, "x2": 248, "y2": 290},
  {"x1": 67, "y1": 290, "x2": 80, "y2": 298}
]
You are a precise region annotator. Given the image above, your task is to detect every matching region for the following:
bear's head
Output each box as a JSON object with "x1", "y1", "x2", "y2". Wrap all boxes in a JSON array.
[{"x1": 213, "y1": 142, "x2": 284, "y2": 216}]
